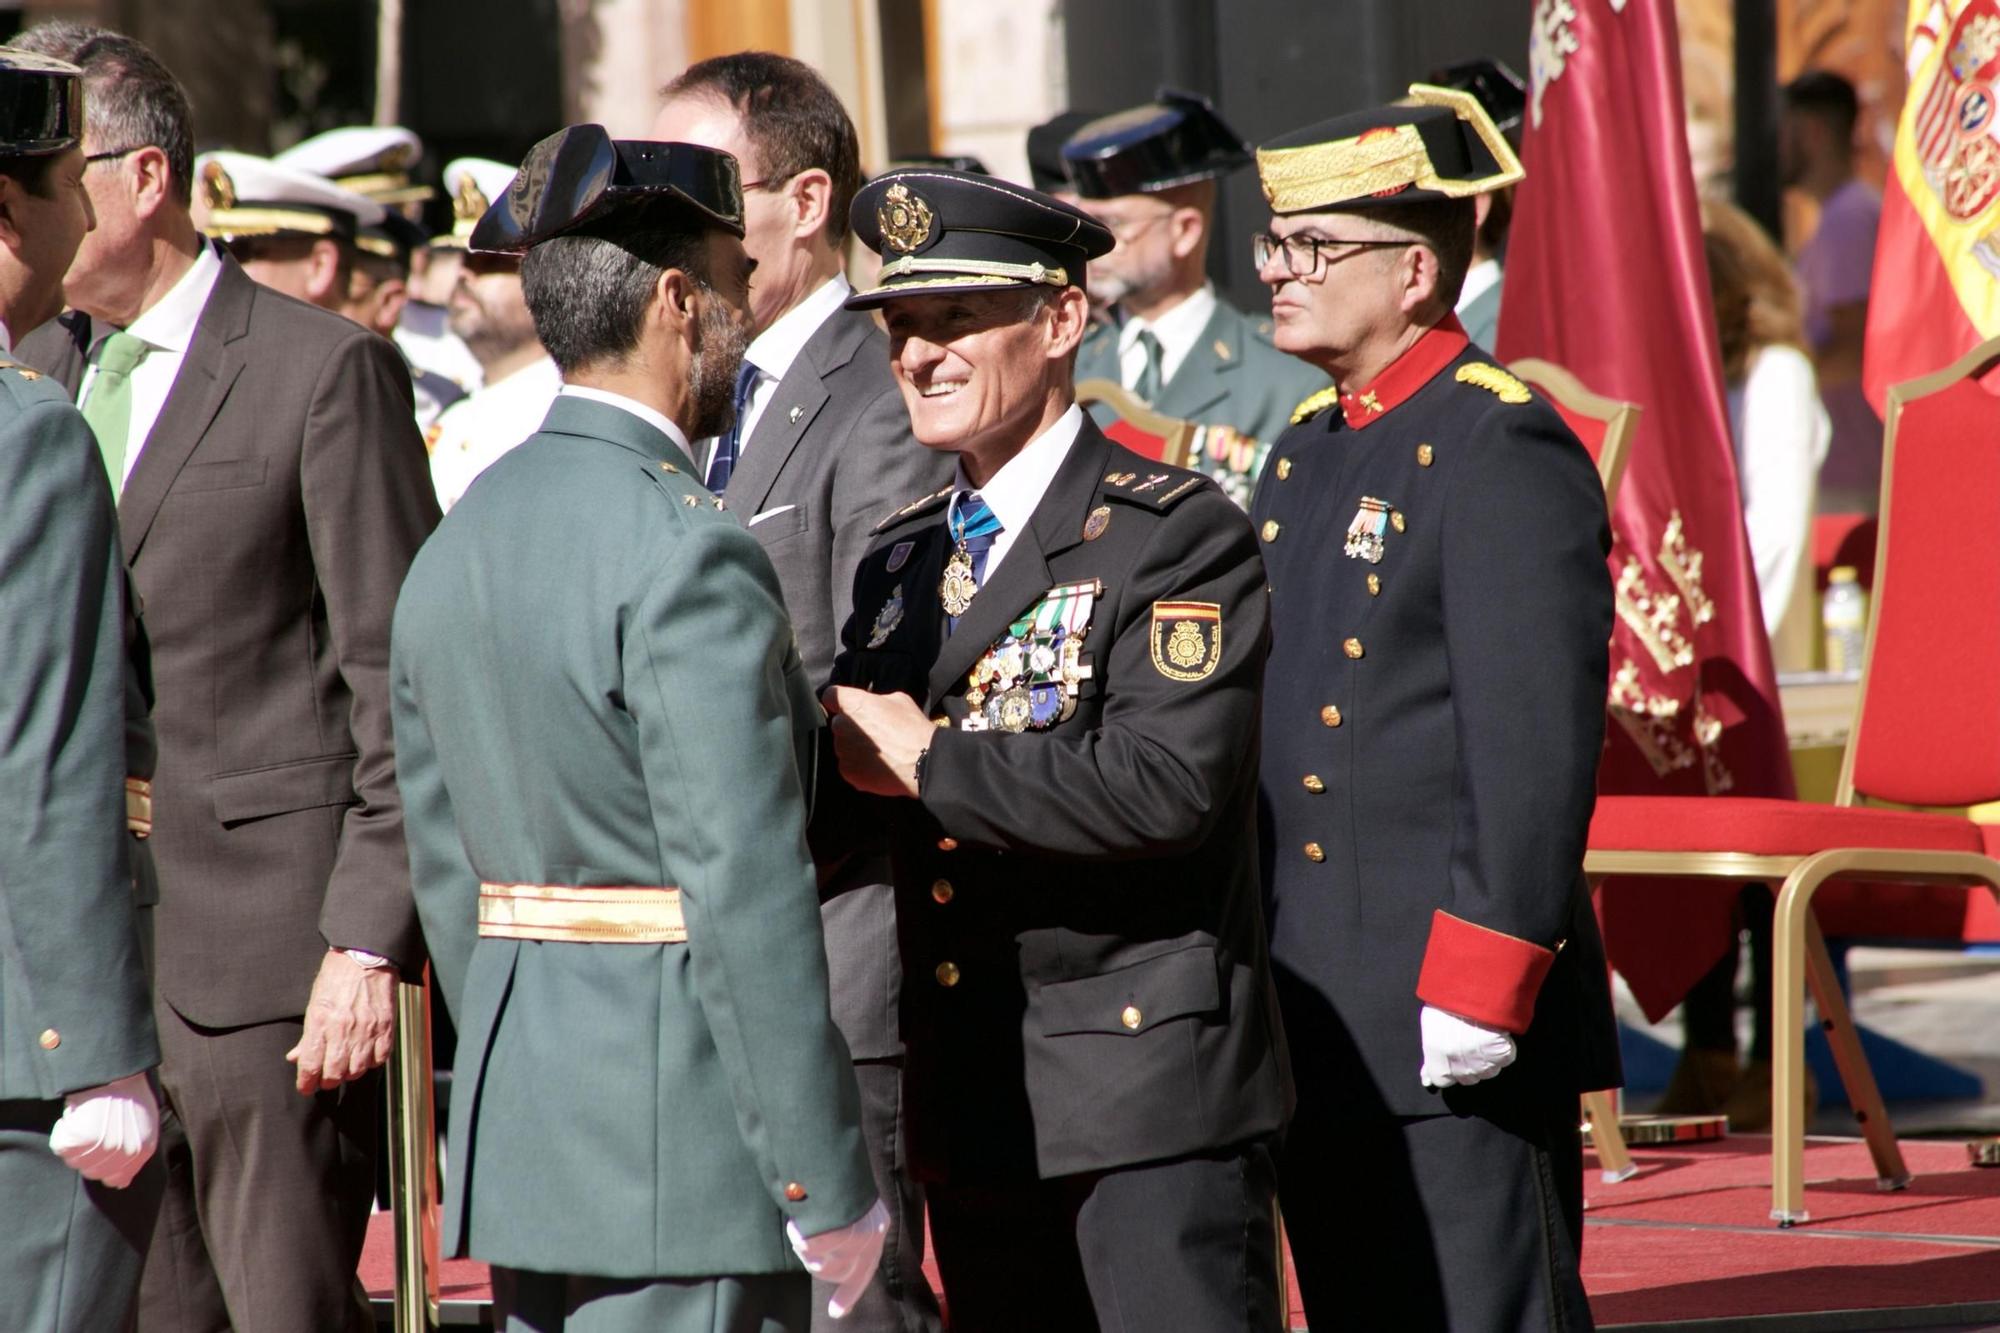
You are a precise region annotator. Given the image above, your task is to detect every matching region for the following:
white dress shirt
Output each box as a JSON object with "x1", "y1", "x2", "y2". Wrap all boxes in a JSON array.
[
  {"x1": 556, "y1": 383, "x2": 696, "y2": 460},
  {"x1": 1456, "y1": 258, "x2": 1502, "y2": 315},
  {"x1": 696, "y1": 273, "x2": 852, "y2": 468},
  {"x1": 948, "y1": 403, "x2": 1085, "y2": 582},
  {"x1": 1117, "y1": 283, "x2": 1217, "y2": 392},
  {"x1": 80, "y1": 242, "x2": 224, "y2": 487},
  {"x1": 428, "y1": 355, "x2": 562, "y2": 511}
]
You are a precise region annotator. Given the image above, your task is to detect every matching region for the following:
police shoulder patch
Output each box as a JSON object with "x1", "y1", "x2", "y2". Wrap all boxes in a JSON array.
[
  {"x1": 872, "y1": 484, "x2": 953, "y2": 534},
  {"x1": 1454, "y1": 362, "x2": 1532, "y2": 404},
  {"x1": 1150, "y1": 601, "x2": 1222, "y2": 681},
  {"x1": 1290, "y1": 385, "x2": 1340, "y2": 424}
]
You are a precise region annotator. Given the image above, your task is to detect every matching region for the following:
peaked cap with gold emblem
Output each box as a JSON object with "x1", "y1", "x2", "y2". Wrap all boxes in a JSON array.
[
  {"x1": 1256, "y1": 82, "x2": 1523, "y2": 216},
  {"x1": 430, "y1": 156, "x2": 519, "y2": 251},
  {"x1": 196, "y1": 149, "x2": 386, "y2": 243},
  {"x1": 844, "y1": 168, "x2": 1113, "y2": 310}
]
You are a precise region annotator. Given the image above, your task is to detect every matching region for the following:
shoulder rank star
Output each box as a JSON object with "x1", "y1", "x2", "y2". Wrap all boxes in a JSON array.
[
  {"x1": 1344, "y1": 496, "x2": 1392, "y2": 563},
  {"x1": 867, "y1": 584, "x2": 906, "y2": 648}
]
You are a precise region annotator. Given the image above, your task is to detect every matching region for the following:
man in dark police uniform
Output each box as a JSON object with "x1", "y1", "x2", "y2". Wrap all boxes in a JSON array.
[
  {"x1": 390, "y1": 125, "x2": 883, "y2": 1333},
  {"x1": 0, "y1": 50, "x2": 164, "y2": 1333},
  {"x1": 1249, "y1": 87, "x2": 1620, "y2": 1329},
  {"x1": 822, "y1": 166, "x2": 1290, "y2": 1332}
]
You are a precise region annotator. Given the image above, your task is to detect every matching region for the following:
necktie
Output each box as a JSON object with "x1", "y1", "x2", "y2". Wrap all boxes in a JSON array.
[
  {"x1": 1133, "y1": 327, "x2": 1164, "y2": 402},
  {"x1": 944, "y1": 490, "x2": 1004, "y2": 633},
  {"x1": 83, "y1": 331, "x2": 149, "y2": 497},
  {"x1": 706, "y1": 359, "x2": 762, "y2": 492}
]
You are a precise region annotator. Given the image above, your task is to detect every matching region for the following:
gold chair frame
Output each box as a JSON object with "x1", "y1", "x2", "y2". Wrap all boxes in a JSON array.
[
  {"x1": 1074, "y1": 376, "x2": 1200, "y2": 469},
  {"x1": 1585, "y1": 332, "x2": 2000, "y2": 1224}
]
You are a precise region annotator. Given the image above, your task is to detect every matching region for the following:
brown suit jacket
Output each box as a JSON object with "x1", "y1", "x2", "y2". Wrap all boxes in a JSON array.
[{"x1": 20, "y1": 254, "x2": 440, "y2": 1026}]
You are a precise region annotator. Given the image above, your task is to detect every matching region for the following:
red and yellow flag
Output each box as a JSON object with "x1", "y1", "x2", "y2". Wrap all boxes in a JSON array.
[{"x1": 1864, "y1": 0, "x2": 2000, "y2": 408}]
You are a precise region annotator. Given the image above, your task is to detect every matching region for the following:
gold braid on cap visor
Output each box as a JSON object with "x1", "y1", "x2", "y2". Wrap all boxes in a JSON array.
[
  {"x1": 875, "y1": 255, "x2": 1070, "y2": 287},
  {"x1": 201, "y1": 206, "x2": 343, "y2": 239}
]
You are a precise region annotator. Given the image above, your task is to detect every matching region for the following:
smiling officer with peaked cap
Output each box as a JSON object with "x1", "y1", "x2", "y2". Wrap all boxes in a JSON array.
[
  {"x1": 391, "y1": 123, "x2": 884, "y2": 1333},
  {"x1": 821, "y1": 166, "x2": 1291, "y2": 1332}
]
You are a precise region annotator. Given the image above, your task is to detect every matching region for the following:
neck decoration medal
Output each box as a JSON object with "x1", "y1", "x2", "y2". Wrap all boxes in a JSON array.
[
  {"x1": 940, "y1": 495, "x2": 1000, "y2": 617},
  {"x1": 961, "y1": 579, "x2": 1101, "y2": 732},
  {"x1": 1344, "y1": 496, "x2": 1391, "y2": 563}
]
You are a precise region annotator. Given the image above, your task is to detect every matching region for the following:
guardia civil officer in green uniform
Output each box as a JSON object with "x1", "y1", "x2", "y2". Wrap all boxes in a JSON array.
[
  {"x1": 1249, "y1": 87, "x2": 1619, "y2": 1330},
  {"x1": 0, "y1": 50, "x2": 166, "y2": 1333},
  {"x1": 390, "y1": 125, "x2": 883, "y2": 1333},
  {"x1": 1062, "y1": 90, "x2": 1328, "y2": 507},
  {"x1": 821, "y1": 168, "x2": 1290, "y2": 1333}
]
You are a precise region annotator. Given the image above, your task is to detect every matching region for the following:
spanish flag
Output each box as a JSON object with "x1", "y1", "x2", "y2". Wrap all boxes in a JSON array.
[{"x1": 1863, "y1": 0, "x2": 2000, "y2": 410}]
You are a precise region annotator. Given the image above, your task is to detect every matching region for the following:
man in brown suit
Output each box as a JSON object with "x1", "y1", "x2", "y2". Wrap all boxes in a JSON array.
[{"x1": 11, "y1": 24, "x2": 439, "y2": 1332}]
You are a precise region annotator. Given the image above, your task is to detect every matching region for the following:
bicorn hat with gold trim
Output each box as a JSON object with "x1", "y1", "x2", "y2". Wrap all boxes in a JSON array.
[
  {"x1": 844, "y1": 168, "x2": 1113, "y2": 310},
  {"x1": 195, "y1": 149, "x2": 385, "y2": 243},
  {"x1": 1256, "y1": 83, "x2": 1523, "y2": 216}
]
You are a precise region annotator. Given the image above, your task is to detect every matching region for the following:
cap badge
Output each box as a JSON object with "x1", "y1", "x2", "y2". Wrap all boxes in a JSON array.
[
  {"x1": 879, "y1": 182, "x2": 935, "y2": 253},
  {"x1": 201, "y1": 159, "x2": 236, "y2": 211},
  {"x1": 454, "y1": 172, "x2": 489, "y2": 226}
]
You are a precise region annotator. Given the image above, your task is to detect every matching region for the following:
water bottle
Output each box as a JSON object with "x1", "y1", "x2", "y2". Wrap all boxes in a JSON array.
[{"x1": 1822, "y1": 566, "x2": 1867, "y2": 676}]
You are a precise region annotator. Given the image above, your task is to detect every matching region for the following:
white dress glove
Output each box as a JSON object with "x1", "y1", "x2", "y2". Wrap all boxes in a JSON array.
[
  {"x1": 48, "y1": 1070, "x2": 159, "y2": 1188},
  {"x1": 1418, "y1": 1004, "x2": 1518, "y2": 1089},
  {"x1": 786, "y1": 1197, "x2": 889, "y2": 1320}
]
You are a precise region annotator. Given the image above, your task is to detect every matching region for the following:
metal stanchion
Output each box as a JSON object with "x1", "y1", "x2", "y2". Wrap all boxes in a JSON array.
[{"x1": 388, "y1": 971, "x2": 440, "y2": 1333}]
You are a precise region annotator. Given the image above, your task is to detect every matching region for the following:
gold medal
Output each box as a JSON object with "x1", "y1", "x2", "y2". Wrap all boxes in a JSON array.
[{"x1": 940, "y1": 546, "x2": 979, "y2": 616}]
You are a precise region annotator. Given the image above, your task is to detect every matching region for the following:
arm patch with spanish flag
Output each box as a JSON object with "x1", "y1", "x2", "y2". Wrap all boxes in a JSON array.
[{"x1": 1150, "y1": 601, "x2": 1221, "y2": 681}]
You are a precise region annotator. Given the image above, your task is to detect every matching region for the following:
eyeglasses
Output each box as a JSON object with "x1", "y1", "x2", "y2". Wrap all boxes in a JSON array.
[
  {"x1": 1251, "y1": 231, "x2": 1411, "y2": 278},
  {"x1": 739, "y1": 172, "x2": 796, "y2": 194},
  {"x1": 1097, "y1": 211, "x2": 1173, "y2": 244},
  {"x1": 84, "y1": 145, "x2": 148, "y2": 166}
]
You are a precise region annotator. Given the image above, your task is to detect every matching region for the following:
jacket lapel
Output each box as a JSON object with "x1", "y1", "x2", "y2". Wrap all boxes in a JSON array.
[
  {"x1": 1152, "y1": 301, "x2": 1239, "y2": 422},
  {"x1": 118, "y1": 259, "x2": 252, "y2": 560},
  {"x1": 924, "y1": 422, "x2": 1110, "y2": 706},
  {"x1": 725, "y1": 307, "x2": 871, "y2": 511}
]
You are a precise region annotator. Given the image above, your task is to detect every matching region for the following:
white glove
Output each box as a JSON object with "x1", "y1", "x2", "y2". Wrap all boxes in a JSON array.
[
  {"x1": 786, "y1": 1197, "x2": 889, "y2": 1320},
  {"x1": 48, "y1": 1071, "x2": 159, "y2": 1188},
  {"x1": 1419, "y1": 1005, "x2": 1518, "y2": 1089}
]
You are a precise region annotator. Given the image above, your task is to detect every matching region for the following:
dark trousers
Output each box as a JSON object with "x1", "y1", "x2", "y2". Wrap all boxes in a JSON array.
[
  {"x1": 0, "y1": 1098, "x2": 164, "y2": 1333},
  {"x1": 926, "y1": 1140, "x2": 1281, "y2": 1333},
  {"x1": 494, "y1": 1267, "x2": 809, "y2": 1333},
  {"x1": 1280, "y1": 1092, "x2": 1592, "y2": 1333},
  {"x1": 812, "y1": 1056, "x2": 941, "y2": 1333},
  {"x1": 136, "y1": 1006, "x2": 378, "y2": 1333}
]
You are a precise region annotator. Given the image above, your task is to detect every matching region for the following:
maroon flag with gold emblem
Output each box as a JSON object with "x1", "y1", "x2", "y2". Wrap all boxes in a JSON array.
[{"x1": 1495, "y1": 0, "x2": 1795, "y2": 1018}]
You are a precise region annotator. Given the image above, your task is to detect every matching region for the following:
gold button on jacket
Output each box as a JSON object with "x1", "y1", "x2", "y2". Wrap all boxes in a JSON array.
[
  {"x1": 1303, "y1": 843, "x2": 1325, "y2": 862},
  {"x1": 1343, "y1": 637, "x2": 1364, "y2": 659},
  {"x1": 783, "y1": 1181, "x2": 807, "y2": 1202},
  {"x1": 931, "y1": 879, "x2": 955, "y2": 904},
  {"x1": 1320, "y1": 704, "x2": 1342, "y2": 727},
  {"x1": 1302, "y1": 775, "x2": 1325, "y2": 794},
  {"x1": 1416, "y1": 443, "x2": 1434, "y2": 466},
  {"x1": 1261, "y1": 519, "x2": 1281, "y2": 542},
  {"x1": 37, "y1": 1028, "x2": 59, "y2": 1050},
  {"x1": 935, "y1": 961, "x2": 961, "y2": 987},
  {"x1": 1120, "y1": 1005, "x2": 1143, "y2": 1030}
]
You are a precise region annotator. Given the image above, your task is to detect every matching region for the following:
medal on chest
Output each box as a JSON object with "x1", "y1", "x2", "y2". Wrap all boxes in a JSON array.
[
  {"x1": 1344, "y1": 496, "x2": 1392, "y2": 563},
  {"x1": 866, "y1": 584, "x2": 906, "y2": 648},
  {"x1": 961, "y1": 579, "x2": 1101, "y2": 732},
  {"x1": 939, "y1": 547, "x2": 979, "y2": 617}
]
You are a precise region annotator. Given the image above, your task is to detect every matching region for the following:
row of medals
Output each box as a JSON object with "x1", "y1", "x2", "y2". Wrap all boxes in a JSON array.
[{"x1": 942, "y1": 546, "x2": 1093, "y2": 734}]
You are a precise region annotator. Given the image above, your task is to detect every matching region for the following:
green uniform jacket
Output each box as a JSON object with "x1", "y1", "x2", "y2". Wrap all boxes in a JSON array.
[
  {"x1": 0, "y1": 361, "x2": 158, "y2": 1100},
  {"x1": 1079, "y1": 294, "x2": 1330, "y2": 505},
  {"x1": 391, "y1": 395, "x2": 874, "y2": 1280}
]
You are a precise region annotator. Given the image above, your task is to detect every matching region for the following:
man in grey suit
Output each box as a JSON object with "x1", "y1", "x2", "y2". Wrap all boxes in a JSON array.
[
  {"x1": 0, "y1": 50, "x2": 164, "y2": 1333},
  {"x1": 653, "y1": 52, "x2": 950, "y2": 1333},
  {"x1": 1063, "y1": 91, "x2": 1328, "y2": 507},
  {"x1": 12, "y1": 24, "x2": 439, "y2": 1332}
]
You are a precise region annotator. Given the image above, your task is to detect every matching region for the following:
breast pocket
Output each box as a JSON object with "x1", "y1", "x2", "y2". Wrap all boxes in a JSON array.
[
  {"x1": 1037, "y1": 945, "x2": 1221, "y2": 1038},
  {"x1": 174, "y1": 458, "x2": 268, "y2": 493},
  {"x1": 747, "y1": 504, "x2": 810, "y2": 545}
]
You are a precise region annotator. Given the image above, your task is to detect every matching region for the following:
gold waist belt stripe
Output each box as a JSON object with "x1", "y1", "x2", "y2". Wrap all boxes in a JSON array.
[
  {"x1": 477, "y1": 882, "x2": 686, "y2": 943},
  {"x1": 126, "y1": 777, "x2": 153, "y2": 839}
]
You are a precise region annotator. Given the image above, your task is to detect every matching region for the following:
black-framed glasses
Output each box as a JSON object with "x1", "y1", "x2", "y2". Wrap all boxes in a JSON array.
[
  {"x1": 84, "y1": 145, "x2": 148, "y2": 166},
  {"x1": 1251, "y1": 231, "x2": 1410, "y2": 278},
  {"x1": 739, "y1": 172, "x2": 797, "y2": 194}
]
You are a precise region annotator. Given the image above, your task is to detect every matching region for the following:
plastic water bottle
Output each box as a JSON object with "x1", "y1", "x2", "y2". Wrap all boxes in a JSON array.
[{"x1": 1822, "y1": 566, "x2": 1867, "y2": 676}]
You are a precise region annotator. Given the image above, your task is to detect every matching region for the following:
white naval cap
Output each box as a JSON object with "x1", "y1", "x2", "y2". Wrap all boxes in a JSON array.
[
  {"x1": 435, "y1": 157, "x2": 521, "y2": 249},
  {"x1": 274, "y1": 125, "x2": 433, "y2": 206},
  {"x1": 196, "y1": 149, "x2": 388, "y2": 242}
]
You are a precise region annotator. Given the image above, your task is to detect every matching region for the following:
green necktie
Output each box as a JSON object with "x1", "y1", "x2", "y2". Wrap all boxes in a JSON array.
[
  {"x1": 83, "y1": 331, "x2": 149, "y2": 497},
  {"x1": 1132, "y1": 327, "x2": 1164, "y2": 403}
]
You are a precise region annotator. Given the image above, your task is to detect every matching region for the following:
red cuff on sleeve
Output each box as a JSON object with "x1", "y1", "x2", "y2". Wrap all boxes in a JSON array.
[{"x1": 1415, "y1": 910, "x2": 1557, "y2": 1034}]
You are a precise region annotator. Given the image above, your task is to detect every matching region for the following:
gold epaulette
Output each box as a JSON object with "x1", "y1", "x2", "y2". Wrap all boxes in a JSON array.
[
  {"x1": 0, "y1": 357, "x2": 41, "y2": 381},
  {"x1": 872, "y1": 484, "x2": 953, "y2": 533},
  {"x1": 1290, "y1": 386, "x2": 1340, "y2": 424},
  {"x1": 1454, "y1": 362, "x2": 1532, "y2": 404}
]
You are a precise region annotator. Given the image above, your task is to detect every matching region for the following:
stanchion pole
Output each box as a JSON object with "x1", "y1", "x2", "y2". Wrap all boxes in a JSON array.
[{"x1": 388, "y1": 970, "x2": 440, "y2": 1333}]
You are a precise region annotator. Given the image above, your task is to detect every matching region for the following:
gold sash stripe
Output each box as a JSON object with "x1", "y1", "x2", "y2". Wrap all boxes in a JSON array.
[
  {"x1": 477, "y1": 882, "x2": 686, "y2": 944},
  {"x1": 125, "y1": 777, "x2": 152, "y2": 839}
]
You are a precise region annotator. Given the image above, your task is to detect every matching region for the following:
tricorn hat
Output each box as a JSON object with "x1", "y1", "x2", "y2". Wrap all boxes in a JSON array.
[
  {"x1": 468, "y1": 124, "x2": 745, "y2": 256},
  {"x1": 1256, "y1": 83, "x2": 1523, "y2": 215},
  {"x1": 1024, "y1": 109, "x2": 1103, "y2": 192},
  {"x1": 844, "y1": 167, "x2": 1113, "y2": 310},
  {"x1": 1062, "y1": 89, "x2": 1251, "y2": 198},
  {"x1": 0, "y1": 50, "x2": 84, "y2": 158}
]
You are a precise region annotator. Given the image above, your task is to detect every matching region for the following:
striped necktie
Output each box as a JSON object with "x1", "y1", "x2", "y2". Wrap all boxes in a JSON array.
[
  {"x1": 1133, "y1": 327, "x2": 1164, "y2": 402},
  {"x1": 705, "y1": 359, "x2": 762, "y2": 491}
]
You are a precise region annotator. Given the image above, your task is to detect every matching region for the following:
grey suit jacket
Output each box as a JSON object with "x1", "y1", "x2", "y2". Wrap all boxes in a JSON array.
[
  {"x1": 724, "y1": 302, "x2": 952, "y2": 1061},
  {"x1": 19, "y1": 255, "x2": 440, "y2": 1027}
]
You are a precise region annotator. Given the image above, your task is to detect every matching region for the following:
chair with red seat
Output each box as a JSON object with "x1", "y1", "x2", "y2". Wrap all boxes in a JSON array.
[
  {"x1": 1074, "y1": 377, "x2": 1198, "y2": 467},
  {"x1": 1511, "y1": 357, "x2": 1640, "y2": 501},
  {"x1": 1584, "y1": 332, "x2": 2000, "y2": 1224}
]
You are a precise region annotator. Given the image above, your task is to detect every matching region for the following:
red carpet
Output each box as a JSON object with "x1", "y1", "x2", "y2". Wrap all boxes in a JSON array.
[{"x1": 361, "y1": 1136, "x2": 2000, "y2": 1328}]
